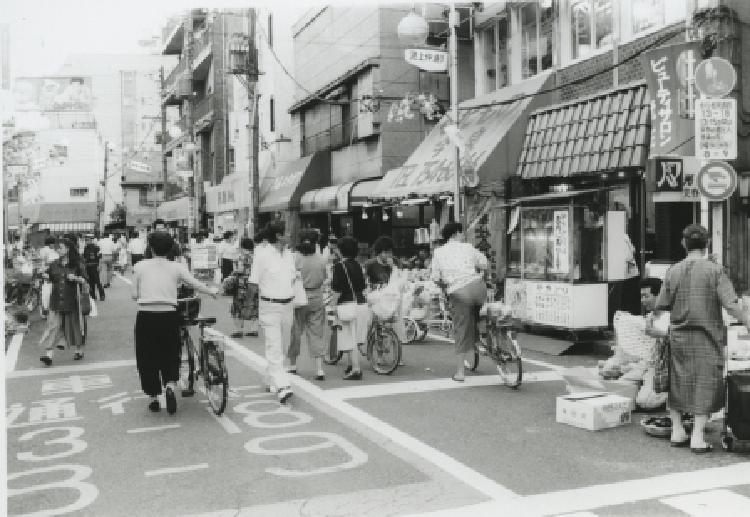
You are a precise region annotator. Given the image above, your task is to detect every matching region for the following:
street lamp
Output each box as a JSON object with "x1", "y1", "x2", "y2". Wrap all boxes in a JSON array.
[{"x1": 397, "y1": 7, "x2": 463, "y2": 226}]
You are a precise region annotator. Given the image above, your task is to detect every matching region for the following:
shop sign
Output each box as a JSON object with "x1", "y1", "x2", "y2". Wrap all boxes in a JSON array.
[
  {"x1": 694, "y1": 57, "x2": 736, "y2": 98},
  {"x1": 683, "y1": 173, "x2": 700, "y2": 199},
  {"x1": 128, "y1": 160, "x2": 152, "y2": 173},
  {"x1": 696, "y1": 161, "x2": 737, "y2": 201},
  {"x1": 270, "y1": 171, "x2": 303, "y2": 191},
  {"x1": 191, "y1": 244, "x2": 218, "y2": 269},
  {"x1": 405, "y1": 49, "x2": 448, "y2": 72},
  {"x1": 695, "y1": 97, "x2": 736, "y2": 160},
  {"x1": 654, "y1": 158, "x2": 683, "y2": 192},
  {"x1": 639, "y1": 42, "x2": 701, "y2": 157},
  {"x1": 551, "y1": 210, "x2": 569, "y2": 274}
]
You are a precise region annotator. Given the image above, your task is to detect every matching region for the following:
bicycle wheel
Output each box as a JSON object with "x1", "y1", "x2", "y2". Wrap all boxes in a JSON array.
[
  {"x1": 493, "y1": 330, "x2": 522, "y2": 388},
  {"x1": 180, "y1": 328, "x2": 197, "y2": 396},
  {"x1": 323, "y1": 329, "x2": 343, "y2": 365},
  {"x1": 202, "y1": 339, "x2": 228, "y2": 415},
  {"x1": 367, "y1": 325, "x2": 401, "y2": 375}
]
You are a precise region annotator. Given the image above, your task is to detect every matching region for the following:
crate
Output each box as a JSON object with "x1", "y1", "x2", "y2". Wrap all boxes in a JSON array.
[{"x1": 178, "y1": 296, "x2": 200, "y2": 320}]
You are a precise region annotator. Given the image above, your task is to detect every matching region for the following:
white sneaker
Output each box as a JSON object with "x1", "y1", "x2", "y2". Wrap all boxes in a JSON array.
[{"x1": 277, "y1": 387, "x2": 293, "y2": 404}]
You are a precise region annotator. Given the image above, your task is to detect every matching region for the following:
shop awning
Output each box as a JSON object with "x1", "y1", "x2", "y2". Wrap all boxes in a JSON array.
[
  {"x1": 157, "y1": 196, "x2": 191, "y2": 222},
  {"x1": 350, "y1": 177, "x2": 382, "y2": 206},
  {"x1": 516, "y1": 82, "x2": 650, "y2": 179},
  {"x1": 300, "y1": 182, "x2": 354, "y2": 213},
  {"x1": 259, "y1": 151, "x2": 331, "y2": 212},
  {"x1": 373, "y1": 72, "x2": 556, "y2": 201},
  {"x1": 39, "y1": 222, "x2": 96, "y2": 232},
  {"x1": 510, "y1": 187, "x2": 612, "y2": 204},
  {"x1": 25, "y1": 202, "x2": 98, "y2": 224}
]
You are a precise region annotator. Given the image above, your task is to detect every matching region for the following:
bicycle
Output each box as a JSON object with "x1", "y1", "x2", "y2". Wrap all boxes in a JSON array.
[
  {"x1": 177, "y1": 295, "x2": 229, "y2": 415},
  {"x1": 475, "y1": 302, "x2": 523, "y2": 389},
  {"x1": 365, "y1": 314, "x2": 402, "y2": 375}
]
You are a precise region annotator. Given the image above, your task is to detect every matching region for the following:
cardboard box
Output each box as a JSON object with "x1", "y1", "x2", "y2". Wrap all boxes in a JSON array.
[
  {"x1": 562, "y1": 367, "x2": 640, "y2": 405},
  {"x1": 556, "y1": 392, "x2": 633, "y2": 431}
]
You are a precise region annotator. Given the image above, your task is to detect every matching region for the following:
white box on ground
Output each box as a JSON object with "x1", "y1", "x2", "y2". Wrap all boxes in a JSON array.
[{"x1": 556, "y1": 392, "x2": 633, "y2": 431}]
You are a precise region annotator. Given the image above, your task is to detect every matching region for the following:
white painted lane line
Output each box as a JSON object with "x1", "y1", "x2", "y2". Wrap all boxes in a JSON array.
[
  {"x1": 145, "y1": 463, "x2": 209, "y2": 477},
  {"x1": 660, "y1": 489, "x2": 750, "y2": 517},
  {"x1": 327, "y1": 370, "x2": 563, "y2": 400},
  {"x1": 5, "y1": 332, "x2": 24, "y2": 372},
  {"x1": 556, "y1": 513, "x2": 599, "y2": 517},
  {"x1": 205, "y1": 407, "x2": 242, "y2": 434},
  {"x1": 7, "y1": 359, "x2": 137, "y2": 378},
  {"x1": 126, "y1": 424, "x2": 181, "y2": 434},
  {"x1": 220, "y1": 334, "x2": 519, "y2": 503}
]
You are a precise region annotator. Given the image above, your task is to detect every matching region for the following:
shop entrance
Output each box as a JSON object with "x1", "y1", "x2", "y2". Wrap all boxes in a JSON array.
[{"x1": 654, "y1": 202, "x2": 695, "y2": 262}]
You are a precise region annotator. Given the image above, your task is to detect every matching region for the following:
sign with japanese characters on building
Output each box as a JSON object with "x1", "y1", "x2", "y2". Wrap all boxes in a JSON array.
[
  {"x1": 640, "y1": 42, "x2": 701, "y2": 157},
  {"x1": 695, "y1": 97, "x2": 737, "y2": 160},
  {"x1": 405, "y1": 48, "x2": 448, "y2": 72},
  {"x1": 655, "y1": 158, "x2": 683, "y2": 192}
]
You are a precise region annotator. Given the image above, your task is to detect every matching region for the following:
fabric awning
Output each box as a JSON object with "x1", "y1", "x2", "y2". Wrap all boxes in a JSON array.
[
  {"x1": 300, "y1": 182, "x2": 354, "y2": 213},
  {"x1": 157, "y1": 197, "x2": 190, "y2": 222},
  {"x1": 516, "y1": 82, "x2": 650, "y2": 179},
  {"x1": 350, "y1": 177, "x2": 382, "y2": 206},
  {"x1": 510, "y1": 187, "x2": 611, "y2": 204},
  {"x1": 259, "y1": 151, "x2": 331, "y2": 212},
  {"x1": 27, "y1": 202, "x2": 98, "y2": 224},
  {"x1": 373, "y1": 72, "x2": 556, "y2": 200}
]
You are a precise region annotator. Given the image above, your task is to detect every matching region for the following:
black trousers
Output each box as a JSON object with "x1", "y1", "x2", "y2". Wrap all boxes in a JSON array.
[
  {"x1": 221, "y1": 258, "x2": 234, "y2": 280},
  {"x1": 135, "y1": 310, "x2": 181, "y2": 396},
  {"x1": 86, "y1": 265, "x2": 105, "y2": 300},
  {"x1": 131, "y1": 254, "x2": 143, "y2": 266}
]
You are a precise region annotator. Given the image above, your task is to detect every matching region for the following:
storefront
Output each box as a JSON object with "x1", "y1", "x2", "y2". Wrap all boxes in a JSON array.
[
  {"x1": 26, "y1": 202, "x2": 98, "y2": 235},
  {"x1": 156, "y1": 196, "x2": 191, "y2": 242},
  {"x1": 506, "y1": 82, "x2": 650, "y2": 331},
  {"x1": 258, "y1": 151, "x2": 331, "y2": 243},
  {"x1": 205, "y1": 173, "x2": 251, "y2": 237}
]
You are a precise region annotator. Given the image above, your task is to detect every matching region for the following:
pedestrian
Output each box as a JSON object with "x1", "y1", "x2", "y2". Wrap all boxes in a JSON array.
[
  {"x1": 248, "y1": 221, "x2": 295, "y2": 403},
  {"x1": 98, "y1": 232, "x2": 115, "y2": 287},
  {"x1": 650, "y1": 224, "x2": 749, "y2": 452},
  {"x1": 365, "y1": 236, "x2": 394, "y2": 287},
  {"x1": 288, "y1": 230, "x2": 328, "y2": 380},
  {"x1": 229, "y1": 237, "x2": 259, "y2": 339},
  {"x1": 82, "y1": 234, "x2": 105, "y2": 301},
  {"x1": 38, "y1": 238, "x2": 88, "y2": 365},
  {"x1": 116, "y1": 233, "x2": 129, "y2": 274},
  {"x1": 128, "y1": 231, "x2": 146, "y2": 267},
  {"x1": 331, "y1": 236, "x2": 367, "y2": 380},
  {"x1": 220, "y1": 231, "x2": 238, "y2": 281},
  {"x1": 430, "y1": 222, "x2": 488, "y2": 382},
  {"x1": 38, "y1": 236, "x2": 59, "y2": 315},
  {"x1": 131, "y1": 231, "x2": 218, "y2": 414}
]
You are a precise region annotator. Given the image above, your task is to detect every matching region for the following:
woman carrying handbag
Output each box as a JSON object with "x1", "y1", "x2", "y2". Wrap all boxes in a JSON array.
[{"x1": 331, "y1": 237, "x2": 366, "y2": 380}]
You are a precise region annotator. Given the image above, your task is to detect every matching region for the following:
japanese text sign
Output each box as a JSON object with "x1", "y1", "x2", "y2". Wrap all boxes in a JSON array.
[
  {"x1": 640, "y1": 42, "x2": 701, "y2": 157},
  {"x1": 654, "y1": 158, "x2": 683, "y2": 192},
  {"x1": 405, "y1": 49, "x2": 448, "y2": 72},
  {"x1": 695, "y1": 98, "x2": 737, "y2": 160}
]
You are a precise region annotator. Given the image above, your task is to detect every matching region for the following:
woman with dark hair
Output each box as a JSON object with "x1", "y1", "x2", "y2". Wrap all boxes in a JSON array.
[
  {"x1": 651, "y1": 224, "x2": 749, "y2": 452},
  {"x1": 230, "y1": 237, "x2": 259, "y2": 338},
  {"x1": 331, "y1": 236, "x2": 366, "y2": 380},
  {"x1": 288, "y1": 230, "x2": 328, "y2": 379},
  {"x1": 430, "y1": 222, "x2": 488, "y2": 381},
  {"x1": 38, "y1": 238, "x2": 88, "y2": 365}
]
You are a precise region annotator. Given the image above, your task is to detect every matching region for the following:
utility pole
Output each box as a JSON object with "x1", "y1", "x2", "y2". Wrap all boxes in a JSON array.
[
  {"x1": 248, "y1": 8, "x2": 259, "y2": 236},
  {"x1": 160, "y1": 66, "x2": 168, "y2": 205},
  {"x1": 102, "y1": 141, "x2": 108, "y2": 233}
]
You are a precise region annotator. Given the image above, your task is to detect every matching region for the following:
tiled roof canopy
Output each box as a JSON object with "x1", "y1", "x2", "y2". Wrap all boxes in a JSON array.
[{"x1": 516, "y1": 83, "x2": 650, "y2": 179}]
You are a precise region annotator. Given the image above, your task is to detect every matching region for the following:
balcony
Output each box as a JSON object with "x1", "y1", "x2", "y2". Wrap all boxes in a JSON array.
[
  {"x1": 193, "y1": 95, "x2": 215, "y2": 133},
  {"x1": 164, "y1": 116, "x2": 188, "y2": 155},
  {"x1": 163, "y1": 59, "x2": 190, "y2": 106},
  {"x1": 192, "y1": 28, "x2": 213, "y2": 78},
  {"x1": 162, "y1": 16, "x2": 184, "y2": 55}
]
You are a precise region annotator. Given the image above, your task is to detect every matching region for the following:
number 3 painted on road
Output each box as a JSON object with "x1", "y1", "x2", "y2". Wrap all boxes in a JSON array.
[
  {"x1": 17, "y1": 427, "x2": 87, "y2": 462},
  {"x1": 7, "y1": 464, "x2": 98, "y2": 516},
  {"x1": 245, "y1": 431, "x2": 368, "y2": 477}
]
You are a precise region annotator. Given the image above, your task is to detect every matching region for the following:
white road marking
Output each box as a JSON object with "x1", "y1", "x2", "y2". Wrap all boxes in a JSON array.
[
  {"x1": 114, "y1": 273, "x2": 132, "y2": 285},
  {"x1": 660, "y1": 489, "x2": 750, "y2": 516},
  {"x1": 144, "y1": 463, "x2": 209, "y2": 477},
  {"x1": 556, "y1": 513, "x2": 599, "y2": 517},
  {"x1": 425, "y1": 332, "x2": 454, "y2": 343},
  {"x1": 97, "y1": 391, "x2": 129, "y2": 403},
  {"x1": 327, "y1": 370, "x2": 563, "y2": 400},
  {"x1": 7, "y1": 359, "x2": 137, "y2": 379},
  {"x1": 6, "y1": 332, "x2": 24, "y2": 372},
  {"x1": 205, "y1": 406, "x2": 242, "y2": 434},
  {"x1": 126, "y1": 424, "x2": 181, "y2": 434},
  {"x1": 221, "y1": 334, "x2": 519, "y2": 503}
]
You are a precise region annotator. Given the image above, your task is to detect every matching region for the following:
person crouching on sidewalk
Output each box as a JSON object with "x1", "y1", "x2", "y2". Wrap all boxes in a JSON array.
[{"x1": 131, "y1": 232, "x2": 218, "y2": 414}]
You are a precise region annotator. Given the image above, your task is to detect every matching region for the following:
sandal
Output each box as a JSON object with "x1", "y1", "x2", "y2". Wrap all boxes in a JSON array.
[{"x1": 451, "y1": 375, "x2": 465, "y2": 382}]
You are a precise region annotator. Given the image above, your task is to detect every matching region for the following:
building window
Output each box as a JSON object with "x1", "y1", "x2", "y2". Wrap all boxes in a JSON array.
[
  {"x1": 477, "y1": 18, "x2": 508, "y2": 94},
  {"x1": 521, "y1": 4, "x2": 554, "y2": 80},
  {"x1": 482, "y1": 24, "x2": 497, "y2": 93},
  {"x1": 268, "y1": 13, "x2": 273, "y2": 48},
  {"x1": 268, "y1": 96, "x2": 276, "y2": 132},
  {"x1": 627, "y1": 0, "x2": 686, "y2": 39},
  {"x1": 570, "y1": 0, "x2": 613, "y2": 60},
  {"x1": 70, "y1": 187, "x2": 88, "y2": 197}
]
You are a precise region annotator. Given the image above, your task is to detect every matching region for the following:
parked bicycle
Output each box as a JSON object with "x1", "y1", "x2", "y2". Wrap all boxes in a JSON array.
[
  {"x1": 468, "y1": 302, "x2": 523, "y2": 389},
  {"x1": 177, "y1": 294, "x2": 228, "y2": 415},
  {"x1": 324, "y1": 311, "x2": 402, "y2": 375}
]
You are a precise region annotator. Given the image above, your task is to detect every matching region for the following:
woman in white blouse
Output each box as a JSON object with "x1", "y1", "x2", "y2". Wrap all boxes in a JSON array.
[{"x1": 430, "y1": 223, "x2": 488, "y2": 381}]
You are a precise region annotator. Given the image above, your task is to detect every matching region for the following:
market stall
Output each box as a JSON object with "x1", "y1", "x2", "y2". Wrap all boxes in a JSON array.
[{"x1": 505, "y1": 196, "x2": 629, "y2": 330}]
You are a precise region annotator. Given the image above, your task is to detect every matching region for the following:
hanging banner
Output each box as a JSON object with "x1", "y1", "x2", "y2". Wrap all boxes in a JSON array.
[
  {"x1": 639, "y1": 41, "x2": 701, "y2": 157},
  {"x1": 551, "y1": 210, "x2": 569, "y2": 274}
]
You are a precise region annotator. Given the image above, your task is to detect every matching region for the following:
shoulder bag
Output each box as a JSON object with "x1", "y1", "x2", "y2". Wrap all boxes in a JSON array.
[{"x1": 336, "y1": 261, "x2": 358, "y2": 322}]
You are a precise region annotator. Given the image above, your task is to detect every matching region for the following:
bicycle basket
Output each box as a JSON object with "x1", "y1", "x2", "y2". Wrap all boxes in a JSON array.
[
  {"x1": 178, "y1": 296, "x2": 201, "y2": 320},
  {"x1": 368, "y1": 291, "x2": 400, "y2": 320}
]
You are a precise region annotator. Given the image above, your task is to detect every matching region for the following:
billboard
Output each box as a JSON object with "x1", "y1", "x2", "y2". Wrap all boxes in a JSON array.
[{"x1": 13, "y1": 76, "x2": 93, "y2": 112}]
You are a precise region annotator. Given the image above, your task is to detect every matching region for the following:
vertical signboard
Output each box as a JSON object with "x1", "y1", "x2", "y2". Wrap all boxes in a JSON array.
[{"x1": 695, "y1": 97, "x2": 737, "y2": 160}]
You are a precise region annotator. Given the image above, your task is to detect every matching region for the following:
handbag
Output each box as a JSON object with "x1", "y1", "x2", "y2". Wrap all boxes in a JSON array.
[
  {"x1": 79, "y1": 283, "x2": 92, "y2": 316},
  {"x1": 336, "y1": 261, "x2": 358, "y2": 322},
  {"x1": 653, "y1": 338, "x2": 670, "y2": 393}
]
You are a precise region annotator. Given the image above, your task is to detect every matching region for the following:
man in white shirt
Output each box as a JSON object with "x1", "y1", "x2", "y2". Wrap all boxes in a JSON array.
[
  {"x1": 248, "y1": 221, "x2": 296, "y2": 403},
  {"x1": 98, "y1": 233, "x2": 116, "y2": 287},
  {"x1": 128, "y1": 232, "x2": 146, "y2": 266}
]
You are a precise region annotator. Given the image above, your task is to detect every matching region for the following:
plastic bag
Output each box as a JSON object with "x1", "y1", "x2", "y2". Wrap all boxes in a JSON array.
[
  {"x1": 613, "y1": 311, "x2": 657, "y2": 363},
  {"x1": 636, "y1": 367, "x2": 668, "y2": 409}
]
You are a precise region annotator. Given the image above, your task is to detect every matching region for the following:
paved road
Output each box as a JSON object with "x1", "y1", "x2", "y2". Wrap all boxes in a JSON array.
[{"x1": 6, "y1": 272, "x2": 750, "y2": 516}]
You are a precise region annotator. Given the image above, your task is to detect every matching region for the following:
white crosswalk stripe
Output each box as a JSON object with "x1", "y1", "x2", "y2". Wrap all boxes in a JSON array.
[{"x1": 660, "y1": 488, "x2": 750, "y2": 516}]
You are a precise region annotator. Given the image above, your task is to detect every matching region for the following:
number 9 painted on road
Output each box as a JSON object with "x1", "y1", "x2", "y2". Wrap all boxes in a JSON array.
[
  {"x1": 245, "y1": 431, "x2": 368, "y2": 477},
  {"x1": 16, "y1": 427, "x2": 87, "y2": 462}
]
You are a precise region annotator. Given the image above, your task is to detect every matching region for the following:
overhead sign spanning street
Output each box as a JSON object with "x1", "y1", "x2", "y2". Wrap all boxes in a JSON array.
[
  {"x1": 695, "y1": 97, "x2": 737, "y2": 160},
  {"x1": 696, "y1": 160, "x2": 737, "y2": 201},
  {"x1": 405, "y1": 48, "x2": 448, "y2": 72}
]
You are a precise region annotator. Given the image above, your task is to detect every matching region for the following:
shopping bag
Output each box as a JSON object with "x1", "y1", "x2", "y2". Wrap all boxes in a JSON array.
[
  {"x1": 653, "y1": 338, "x2": 670, "y2": 393},
  {"x1": 79, "y1": 284, "x2": 92, "y2": 316},
  {"x1": 336, "y1": 302, "x2": 357, "y2": 322},
  {"x1": 41, "y1": 281, "x2": 52, "y2": 310},
  {"x1": 89, "y1": 299, "x2": 98, "y2": 318}
]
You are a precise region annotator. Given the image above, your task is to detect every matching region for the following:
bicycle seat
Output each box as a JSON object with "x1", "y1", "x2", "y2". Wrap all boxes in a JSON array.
[{"x1": 192, "y1": 317, "x2": 216, "y2": 326}]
